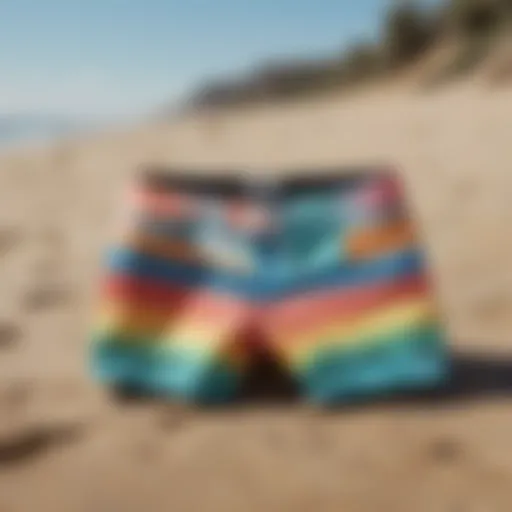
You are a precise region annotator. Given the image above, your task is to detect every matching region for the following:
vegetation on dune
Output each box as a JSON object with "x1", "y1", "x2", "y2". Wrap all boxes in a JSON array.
[
  {"x1": 384, "y1": 3, "x2": 438, "y2": 68},
  {"x1": 189, "y1": 0, "x2": 512, "y2": 109},
  {"x1": 448, "y1": 0, "x2": 511, "y2": 36}
]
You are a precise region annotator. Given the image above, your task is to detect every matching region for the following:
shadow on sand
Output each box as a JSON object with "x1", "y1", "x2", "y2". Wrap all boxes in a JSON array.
[
  {"x1": 109, "y1": 348, "x2": 512, "y2": 410},
  {"x1": 242, "y1": 349, "x2": 512, "y2": 409}
]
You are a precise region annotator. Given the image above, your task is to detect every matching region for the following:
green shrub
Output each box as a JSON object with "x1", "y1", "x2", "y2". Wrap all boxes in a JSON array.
[
  {"x1": 384, "y1": 4, "x2": 437, "y2": 68},
  {"x1": 447, "y1": 0, "x2": 508, "y2": 36},
  {"x1": 342, "y1": 43, "x2": 383, "y2": 82}
]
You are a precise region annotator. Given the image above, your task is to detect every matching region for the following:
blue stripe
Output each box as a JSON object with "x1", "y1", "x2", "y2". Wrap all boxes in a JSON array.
[
  {"x1": 106, "y1": 247, "x2": 425, "y2": 300},
  {"x1": 91, "y1": 342, "x2": 239, "y2": 403},
  {"x1": 300, "y1": 326, "x2": 448, "y2": 403}
]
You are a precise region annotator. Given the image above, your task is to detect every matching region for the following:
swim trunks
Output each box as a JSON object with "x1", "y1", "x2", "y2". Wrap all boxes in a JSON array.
[{"x1": 91, "y1": 167, "x2": 448, "y2": 404}]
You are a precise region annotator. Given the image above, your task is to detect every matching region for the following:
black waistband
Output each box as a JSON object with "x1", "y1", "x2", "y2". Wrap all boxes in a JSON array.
[{"x1": 139, "y1": 165, "x2": 396, "y2": 198}]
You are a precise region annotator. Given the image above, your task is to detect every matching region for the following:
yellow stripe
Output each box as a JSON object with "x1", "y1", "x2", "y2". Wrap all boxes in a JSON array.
[
  {"x1": 282, "y1": 298, "x2": 435, "y2": 364},
  {"x1": 101, "y1": 323, "x2": 231, "y2": 349},
  {"x1": 166, "y1": 329, "x2": 248, "y2": 370},
  {"x1": 93, "y1": 323, "x2": 246, "y2": 371},
  {"x1": 165, "y1": 323, "x2": 235, "y2": 349}
]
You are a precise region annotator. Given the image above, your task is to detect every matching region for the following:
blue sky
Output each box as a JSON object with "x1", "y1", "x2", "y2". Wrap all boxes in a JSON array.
[{"x1": 0, "y1": 0, "x2": 438, "y2": 121}]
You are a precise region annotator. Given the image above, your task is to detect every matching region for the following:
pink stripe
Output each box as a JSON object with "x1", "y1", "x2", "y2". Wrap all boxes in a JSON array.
[
  {"x1": 128, "y1": 187, "x2": 198, "y2": 217},
  {"x1": 354, "y1": 176, "x2": 402, "y2": 210},
  {"x1": 263, "y1": 275, "x2": 428, "y2": 335}
]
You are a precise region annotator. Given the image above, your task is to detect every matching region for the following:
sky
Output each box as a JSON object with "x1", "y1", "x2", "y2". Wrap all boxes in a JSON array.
[{"x1": 0, "y1": 0, "x2": 439, "y2": 122}]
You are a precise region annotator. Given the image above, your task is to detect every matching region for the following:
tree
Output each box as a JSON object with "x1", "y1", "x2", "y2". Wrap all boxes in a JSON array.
[
  {"x1": 447, "y1": 0, "x2": 505, "y2": 36},
  {"x1": 385, "y1": 3, "x2": 436, "y2": 68},
  {"x1": 343, "y1": 43, "x2": 382, "y2": 82}
]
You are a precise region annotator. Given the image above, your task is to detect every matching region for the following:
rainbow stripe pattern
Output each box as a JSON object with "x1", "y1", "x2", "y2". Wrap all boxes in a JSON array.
[{"x1": 91, "y1": 168, "x2": 448, "y2": 403}]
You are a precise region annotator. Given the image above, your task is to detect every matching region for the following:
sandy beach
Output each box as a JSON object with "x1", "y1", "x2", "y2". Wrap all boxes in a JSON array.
[{"x1": 1, "y1": 80, "x2": 512, "y2": 511}]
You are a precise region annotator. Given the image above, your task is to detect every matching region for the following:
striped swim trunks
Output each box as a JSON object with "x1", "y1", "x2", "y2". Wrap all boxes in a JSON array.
[{"x1": 90, "y1": 167, "x2": 448, "y2": 404}]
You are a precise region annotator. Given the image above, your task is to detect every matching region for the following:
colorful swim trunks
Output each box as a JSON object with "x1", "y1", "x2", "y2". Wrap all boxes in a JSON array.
[{"x1": 90, "y1": 167, "x2": 448, "y2": 404}]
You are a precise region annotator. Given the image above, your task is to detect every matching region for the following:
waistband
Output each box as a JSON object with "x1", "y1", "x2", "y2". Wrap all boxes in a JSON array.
[{"x1": 139, "y1": 165, "x2": 401, "y2": 199}]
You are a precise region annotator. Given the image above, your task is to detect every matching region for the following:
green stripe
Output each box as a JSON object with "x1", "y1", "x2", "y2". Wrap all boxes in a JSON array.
[
  {"x1": 92, "y1": 330, "x2": 220, "y2": 363},
  {"x1": 297, "y1": 318, "x2": 441, "y2": 369},
  {"x1": 90, "y1": 340, "x2": 240, "y2": 403},
  {"x1": 298, "y1": 323, "x2": 448, "y2": 403}
]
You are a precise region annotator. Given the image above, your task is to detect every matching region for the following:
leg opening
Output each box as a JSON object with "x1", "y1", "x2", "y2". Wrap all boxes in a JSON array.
[{"x1": 238, "y1": 326, "x2": 299, "y2": 403}]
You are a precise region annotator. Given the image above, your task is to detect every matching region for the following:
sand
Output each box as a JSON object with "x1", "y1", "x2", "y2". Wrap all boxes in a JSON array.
[{"x1": 1, "y1": 81, "x2": 512, "y2": 511}]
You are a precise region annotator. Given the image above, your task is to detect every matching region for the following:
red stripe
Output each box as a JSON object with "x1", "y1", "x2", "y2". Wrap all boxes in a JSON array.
[
  {"x1": 353, "y1": 180, "x2": 401, "y2": 210},
  {"x1": 263, "y1": 274, "x2": 428, "y2": 335},
  {"x1": 102, "y1": 274, "x2": 251, "y2": 316},
  {"x1": 226, "y1": 201, "x2": 270, "y2": 231},
  {"x1": 101, "y1": 273, "x2": 428, "y2": 341},
  {"x1": 129, "y1": 187, "x2": 198, "y2": 217}
]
